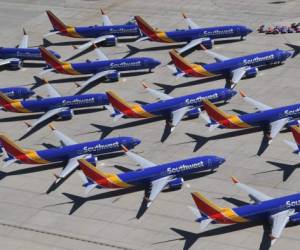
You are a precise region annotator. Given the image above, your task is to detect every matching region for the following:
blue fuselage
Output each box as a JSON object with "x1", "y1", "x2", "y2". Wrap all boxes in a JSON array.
[
  {"x1": 0, "y1": 87, "x2": 34, "y2": 99},
  {"x1": 0, "y1": 48, "x2": 61, "y2": 61}
]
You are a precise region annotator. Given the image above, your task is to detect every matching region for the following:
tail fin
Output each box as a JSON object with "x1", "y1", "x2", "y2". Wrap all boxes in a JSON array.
[
  {"x1": 0, "y1": 134, "x2": 27, "y2": 159},
  {"x1": 46, "y1": 10, "x2": 69, "y2": 31},
  {"x1": 169, "y1": 49, "x2": 193, "y2": 73},
  {"x1": 291, "y1": 125, "x2": 300, "y2": 146},
  {"x1": 134, "y1": 16, "x2": 158, "y2": 37},
  {"x1": 39, "y1": 46, "x2": 65, "y2": 69},
  {"x1": 0, "y1": 92, "x2": 15, "y2": 107},
  {"x1": 191, "y1": 192, "x2": 224, "y2": 217},
  {"x1": 106, "y1": 91, "x2": 145, "y2": 118},
  {"x1": 202, "y1": 99, "x2": 231, "y2": 123}
]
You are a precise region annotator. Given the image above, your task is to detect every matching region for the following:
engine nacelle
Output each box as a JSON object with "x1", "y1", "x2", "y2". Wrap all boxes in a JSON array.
[
  {"x1": 9, "y1": 58, "x2": 22, "y2": 70},
  {"x1": 58, "y1": 109, "x2": 74, "y2": 120},
  {"x1": 105, "y1": 71, "x2": 120, "y2": 82},
  {"x1": 168, "y1": 177, "x2": 184, "y2": 190},
  {"x1": 201, "y1": 38, "x2": 214, "y2": 49},
  {"x1": 101, "y1": 36, "x2": 117, "y2": 47},
  {"x1": 184, "y1": 108, "x2": 200, "y2": 119},
  {"x1": 86, "y1": 156, "x2": 97, "y2": 165},
  {"x1": 245, "y1": 67, "x2": 258, "y2": 78}
]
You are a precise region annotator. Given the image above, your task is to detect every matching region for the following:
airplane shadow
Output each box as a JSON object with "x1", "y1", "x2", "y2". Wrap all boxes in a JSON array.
[
  {"x1": 183, "y1": 128, "x2": 262, "y2": 152},
  {"x1": 254, "y1": 161, "x2": 300, "y2": 182},
  {"x1": 153, "y1": 76, "x2": 225, "y2": 94}
]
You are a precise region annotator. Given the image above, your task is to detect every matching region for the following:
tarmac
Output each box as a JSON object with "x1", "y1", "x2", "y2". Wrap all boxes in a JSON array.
[{"x1": 0, "y1": 0, "x2": 300, "y2": 249}]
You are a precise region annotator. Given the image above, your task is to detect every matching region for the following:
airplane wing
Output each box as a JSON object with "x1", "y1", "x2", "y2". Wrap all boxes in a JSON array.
[
  {"x1": 25, "y1": 107, "x2": 70, "y2": 135},
  {"x1": 270, "y1": 209, "x2": 294, "y2": 245},
  {"x1": 75, "y1": 35, "x2": 115, "y2": 51},
  {"x1": 19, "y1": 29, "x2": 29, "y2": 48},
  {"x1": 146, "y1": 176, "x2": 173, "y2": 207},
  {"x1": 101, "y1": 9, "x2": 113, "y2": 26},
  {"x1": 269, "y1": 118, "x2": 289, "y2": 141},
  {"x1": 143, "y1": 83, "x2": 173, "y2": 101},
  {"x1": 0, "y1": 59, "x2": 13, "y2": 66},
  {"x1": 240, "y1": 91, "x2": 272, "y2": 111},
  {"x1": 171, "y1": 106, "x2": 191, "y2": 132},
  {"x1": 75, "y1": 70, "x2": 116, "y2": 94},
  {"x1": 202, "y1": 47, "x2": 229, "y2": 62},
  {"x1": 231, "y1": 67, "x2": 247, "y2": 86},
  {"x1": 43, "y1": 80, "x2": 61, "y2": 98},
  {"x1": 55, "y1": 154, "x2": 90, "y2": 181},
  {"x1": 232, "y1": 176, "x2": 272, "y2": 203},
  {"x1": 122, "y1": 146, "x2": 156, "y2": 168},
  {"x1": 49, "y1": 124, "x2": 77, "y2": 146},
  {"x1": 182, "y1": 13, "x2": 199, "y2": 29},
  {"x1": 177, "y1": 37, "x2": 209, "y2": 54},
  {"x1": 94, "y1": 46, "x2": 109, "y2": 61}
]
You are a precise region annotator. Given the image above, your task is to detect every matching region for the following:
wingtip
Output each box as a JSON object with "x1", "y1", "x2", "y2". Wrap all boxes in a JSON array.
[
  {"x1": 92, "y1": 43, "x2": 98, "y2": 49},
  {"x1": 100, "y1": 8, "x2": 105, "y2": 15},
  {"x1": 48, "y1": 123, "x2": 55, "y2": 131},
  {"x1": 24, "y1": 121, "x2": 32, "y2": 128},
  {"x1": 239, "y1": 90, "x2": 246, "y2": 98},
  {"x1": 231, "y1": 176, "x2": 239, "y2": 184},
  {"x1": 182, "y1": 12, "x2": 187, "y2": 18},
  {"x1": 42, "y1": 78, "x2": 49, "y2": 84},
  {"x1": 23, "y1": 28, "x2": 27, "y2": 35},
  {"x1": 142, "y1": 82, "x2": 149, "y2": 89},
  {"x1": 200, "y1": 44, "x2": 207, "y2": 50},
  {"x1": 121, "y1": 144, "x2": 129, "y2": 152}
]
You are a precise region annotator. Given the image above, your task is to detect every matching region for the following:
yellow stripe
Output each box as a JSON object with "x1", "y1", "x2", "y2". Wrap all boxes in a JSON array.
[
  {"x1": 65, "y1": 27, "x2": 83, "y2": 38},
  {"x1": 192, "y1": 64, "x2": 215, "y2": 77},
  {"x1": 228, "y1": 116, "x2": 253, "y2": 128},
  {"x1": 156, "y1": 32, "x2": 175, "y2": 43},
  {"x1": 62, "y1": 64, "x2": 81, "y2": 75},
  {"x1": 221, "y1": 208, "x2": 249, "y2": 223},
  {"x1": 11, "y1": 102, "x2": 31, "y2": 113},
  {"x1": 26, "y1": 151, "x2": 49, "y2": 164},
  {"x1": 131, "y1": 105, "x2": 157, "y2": 118},
  {"x1": 107, "y1": 175, "x2": 133, "y2": 188}
]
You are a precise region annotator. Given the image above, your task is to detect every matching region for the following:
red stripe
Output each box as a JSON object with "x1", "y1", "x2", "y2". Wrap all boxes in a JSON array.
[
  {"x1": 40, "y1": 47, "x2": 63, "y2": 70},
  {"x1": 291, "y1": 126, "x2": 300, "y2": 145},
  {"x1": 135, "y1": 16, "x2": 155, "y2": 38},
  {"x1": 203, "y1": 101, "x2": 227, "y2": 122}
]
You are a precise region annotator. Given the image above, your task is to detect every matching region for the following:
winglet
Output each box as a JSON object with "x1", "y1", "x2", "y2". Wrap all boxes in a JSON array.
[
  {"x1": 42, "y1": 78, "x2": 49, "y2": 84},
  {"x1": 100, "y1": 8, "x2": 105, "y2": 15},
  {"x1": 182, "y1": 12, "x2": 187, "y2": 19},
  {"x1": 121, "y1": 145, "x2": 129, "y2": 152},
  {"x1": 200, "y1": 44, "x2": 207, "y2": 50},
  {"x1": 231, "y1": 176, "x2": 239, "y2": 184},
  {"x1": 142, "y1": 82, "x2": 149, "y2": 89},
  {"x1": 48, "y1": 123, "x2": 55, "y2": 131},
  {"x1": 239, "y1": 90, "x2": 246, "y2": 98},
  {"x1": 93, "y1": 43, "x2": 99, "y2": 49},
  {"x1": 23, "y1": 28, "x2": 27, "y2": 35},
  {"x1": 24, "y1": 121, "x2": 32, "y2": 128}
]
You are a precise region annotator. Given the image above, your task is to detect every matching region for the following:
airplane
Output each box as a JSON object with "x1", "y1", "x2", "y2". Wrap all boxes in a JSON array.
[
  {"x1": 44, "y1": 9, "x2": 140, "y2": 51},
  {"x1": 0, "y1": 80, "x2": 109, "y2": 138},
  {"x1": 0, "y1": 29, "x2": 60, "y2": 69},
  {"x1": 169, "y1": 47, "x2": 291, "y2": 88},
  {"x1": 39, "y1": 46, "x2": 161, "y2": 94},
  {"x1": 0, "y1": 86, "x2": 34, "y2": 99},
  {"x1": 78, "y1": 145, "x2": 225, "y2": 208},
  {"x1": 0, "y1": 125, "x2": 141, "y2": 185},
  {"x1": 284, "y1": 125, "x2": 300, "y2": 156},
  {"x1": 134, "y1": 14, "x2": 252, "y2": 54},
  {"x1": 202, "y1": 91, "x2": 300, "y2": 145},
  {"x1": 190, "y1": 176, "x2": 300, "y2": 245},
  {"x1": 105, "y1": 83, "x2": 237, "y2": 132}
]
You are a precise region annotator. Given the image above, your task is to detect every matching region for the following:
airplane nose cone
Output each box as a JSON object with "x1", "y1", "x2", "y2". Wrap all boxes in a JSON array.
[
  {"x1": 247, "y1": 28, "x2": 253, "y2": 34},
  {"x1": 153, "y1": 59, "x2": 161, "y2": 67},
  {"x1": 29, "y1": 89, "x2": 35, "y2": 96},
  {"x1": 133, "y1": 138, "x2": 141, "y2": 146},
  {"x1": 230, "y1": 90, "x2": 238, "y2": 97},
  {"x1": 217, "y1": 157, "x2": 226, "y2": 165},
  {"x1": 285, "y1": 51, "x2": 292, "y2": 58}
]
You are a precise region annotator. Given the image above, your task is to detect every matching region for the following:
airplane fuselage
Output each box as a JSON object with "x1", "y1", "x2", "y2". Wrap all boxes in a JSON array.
[
  {"x1": 158, "y1": 25, "x2": 251, "y2": 43},
  {"x1": 190, "y1": 49, "x2": 291, "y2": 78},
  {"x1": 0, "y1": 87, "x2": 34, "y2": 99},
  {"x1": 57, "y1": 24, "x2": 140, "y2": 38},
  {"x1": 226, "y1": 193, "x2": 300, "y2": 224},
  {"x1": 140, "y1": 88, "x2": 236, "y2": 118},
  {"x1": 3, "y1": 93, "x2": 108, "y2": 113},
  {"x1": 57, "y1": 57, "x2": 161, "y2": 75},
  {"x1": 97, "y1": 155, "x2": 225, "y2": 188},
  {"x1": 0, "y1": 48, "x2": 61, "y2": 61},
  {"x1": 14, "y1": 137, "x2": 140, "y2": 164}
]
